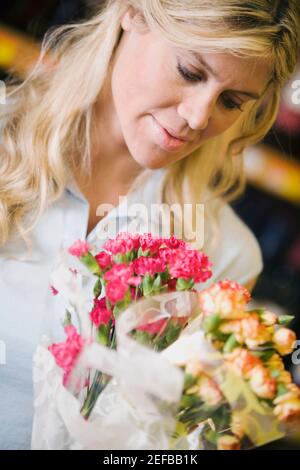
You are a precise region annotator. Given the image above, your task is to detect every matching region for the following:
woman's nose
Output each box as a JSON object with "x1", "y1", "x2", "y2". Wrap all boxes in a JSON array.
[{"x1": 177, "y1": 89, "x2": 216, "y2": 131}]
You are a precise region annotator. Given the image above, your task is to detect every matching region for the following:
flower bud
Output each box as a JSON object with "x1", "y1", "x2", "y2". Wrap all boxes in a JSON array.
[
  {"x1": 261, "y1": 311, "x2": 278, "y2": 326},
  {"x1": 217, "y1": 435, "x2": 241, "y2": 450},
  {"x1": 248, "y1": 366, "x2": 276, "y2": 399},
  {"x1": 273, "y1": 328, "x2": 296, "y2": 356}
]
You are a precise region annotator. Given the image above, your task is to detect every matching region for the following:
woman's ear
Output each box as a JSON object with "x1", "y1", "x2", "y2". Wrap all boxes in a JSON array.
[{"x1": 121, "y1": 6, "x2": 137, "y2": 32}]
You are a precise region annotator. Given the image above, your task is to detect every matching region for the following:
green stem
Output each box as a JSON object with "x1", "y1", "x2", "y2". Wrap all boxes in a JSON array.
[
  {"x1": 110, "y1": 326, "x2": 117, "y2": 350},
  {"x1": 81, "y1": 371, "x2": 109, "y2": 419}
]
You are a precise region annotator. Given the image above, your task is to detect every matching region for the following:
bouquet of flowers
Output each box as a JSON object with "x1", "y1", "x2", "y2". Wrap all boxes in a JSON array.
[
  {"x1": 31, "y1": 233, "x2": 300, "y2": 450},
  {"x1": 163, "y1": 280, "x2": 300, "y2": 449}
]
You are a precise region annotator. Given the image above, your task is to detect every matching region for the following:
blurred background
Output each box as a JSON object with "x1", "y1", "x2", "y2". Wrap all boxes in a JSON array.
[{"x1": 1, "y1": 0, "x2": 300, "y2": 450}]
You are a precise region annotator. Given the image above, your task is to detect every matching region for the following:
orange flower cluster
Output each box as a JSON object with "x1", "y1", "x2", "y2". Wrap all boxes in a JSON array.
[{"x1": 177, "y1": 280, "x2": 300, "y2": 449}]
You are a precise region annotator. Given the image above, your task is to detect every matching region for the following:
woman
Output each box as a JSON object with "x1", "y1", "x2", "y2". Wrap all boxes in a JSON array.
[{"x1": 0, "y1": 0, "x2": 299, "y2": 450}]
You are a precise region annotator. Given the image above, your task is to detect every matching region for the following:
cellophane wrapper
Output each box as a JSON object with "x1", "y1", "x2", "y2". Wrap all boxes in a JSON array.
[{"x1": 31, "y1": 255, "x2": 286, "y2": 450}]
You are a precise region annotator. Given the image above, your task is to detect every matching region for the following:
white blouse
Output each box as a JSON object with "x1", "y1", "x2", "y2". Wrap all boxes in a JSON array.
[{"x1": 0, "y1": 168, "x2": 263, "y2": 449}]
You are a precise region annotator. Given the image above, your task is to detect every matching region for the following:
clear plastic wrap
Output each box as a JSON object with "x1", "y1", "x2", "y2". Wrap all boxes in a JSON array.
[{"x1": 32, "y1": 280, "x2": 287, "y2": 450}]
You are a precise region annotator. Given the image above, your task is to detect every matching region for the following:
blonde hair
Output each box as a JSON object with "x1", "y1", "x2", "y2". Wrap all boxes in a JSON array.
[{"x1": 0, "y1": 0, "x2": 299, "y2": 252}]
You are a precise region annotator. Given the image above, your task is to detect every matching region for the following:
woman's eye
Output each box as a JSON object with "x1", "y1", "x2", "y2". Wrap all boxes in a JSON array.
[
  {"x1": 222, "y1": 96, "x2": 243, "y2": 111},
  {"x1": 177, "y1": 61, "x2": 244, "y2": 111},
  {"x1": 177, "y1": 62, "x2": 203, "y2": 83}
]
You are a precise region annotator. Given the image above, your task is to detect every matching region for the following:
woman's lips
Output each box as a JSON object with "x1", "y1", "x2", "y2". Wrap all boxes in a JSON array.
[{"x1": 152, "y1": 117, "x2": 188, "y2": 151}]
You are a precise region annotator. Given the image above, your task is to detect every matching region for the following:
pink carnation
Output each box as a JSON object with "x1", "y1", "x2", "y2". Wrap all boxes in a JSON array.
[
  {"x1": 49, "y1": 325, "x2": 84, "y2": 386},
  {"x1": 158, "y1": 247, "x2": 177, "y2": 264},
  {"x1": 116, "y1": 233, "x2": 141, "y2": 251},
  {"x1": 68, "y1": 240, "x2": 90, "y2": 257},
  {"x1": 103, "y1": 239, "x2": 128, "y2": 255},
  {"x1": 95, "y1": 251, "x2": 112, "y2": 270},
  {"x1": 106, "y1": 279, "x2": 128, "y2": 304},
  {"x1": 132, "y1": 257, "x2": 166, "y2": 276},
  {"x1": 104, "y1": 263, "x2": 133, "y2": 283},
  {"x1": 168, "y1": 249, "x2": 212, "y2": 283},
  {"x1": 104, "y1": 233, "x2": 140, "y2": 255},
  {"x1": 163, "y1": 236, "x2": 188, "y2": 250},
  {"x1": 136, "y1": 318, "x2": 168, "y2": 335},
  {"x1": 139, "y1": 234, "x2": 163, "y2": 254},
  {"x1": 90, "y1": 298, "x2": 113, "y2": 327},
  {"x1": 127, "y1": 276, "x2": 142, "y2": 287}
]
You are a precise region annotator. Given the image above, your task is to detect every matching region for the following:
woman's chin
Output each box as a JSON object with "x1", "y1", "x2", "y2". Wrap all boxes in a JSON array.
[
  {"x1": 130, "y1": 149, "x2": 178, "y2": 170},
  {"x1": 133, "y1": 157, "x2": 169, "y2": 170}
]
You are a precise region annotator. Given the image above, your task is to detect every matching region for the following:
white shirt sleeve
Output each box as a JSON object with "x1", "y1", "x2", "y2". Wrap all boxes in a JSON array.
[{"x1": 202, "y1": 201, "x2": 264, "y2": 288}]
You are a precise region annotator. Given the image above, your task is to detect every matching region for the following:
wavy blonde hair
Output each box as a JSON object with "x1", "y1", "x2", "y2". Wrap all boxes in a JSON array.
[{"x1": 0, "y1": 0, "x2": 300, "y2": 252}]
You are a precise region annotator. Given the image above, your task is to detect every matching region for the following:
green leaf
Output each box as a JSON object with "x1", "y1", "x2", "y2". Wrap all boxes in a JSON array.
[
  {"x1": 176, "y1": 278, "x2": 192, "y2": 291},
  {"x1": 248, "y1": 308, "x2": 266, "y2": 316},
  {"x1": 80, "y1": 252, "x2": 101, "y2": 276},
  {"x1": 96, "y1": 324, "x2": 110, "y2": 346},
  {"x1": 204, "y1": 429, "x2": 219, "y2": 445},
  {"x1": 165, "y1": 322, "x2": 181, "y2": 345},
  {"x1": 257, "y1": 342, "x2": 275, "y2": 349},
  {"x1": 270, "y1": 369, "x2": 280, "y2": 379},
  {"x1": 142, "y1": 274, "x2": 153, "y2": 297},
  {"x1": 93, "y1": 278, "x2": 102, "y2": 298},
  {"x1": 203, "y1": 314, "x2": 221, "y2": 333},
  {"x1": 278, "y1": 315, "x2": 295, "y2": 326},
  {"x1": 209, "y1": 330, "x2": 228, "y2": 341},
  {"x1": 180, "y1": 394, "x2": 204, "y2": 409},
  {"x1": 113, "y1": 295, "x2": 131, "y2": 318},
  {"x1": 276, "y1": 383, "x2": 288, "y2": 397},
  {"x1": 152, "y1": 274, "x2": 162, "y2": 291},
  {"x1": 131, "y1": 329, "x2": 151, "y2": 345},
  {"x1": 113, "y1": 253, "x2": 126, "y2": 264},
  {"x1": 251, "y1": 349, "x2": 276, "y2": 362},
  {"x1": 63, "y1": 310, "x2": 72, "y2": 327},
  {"x1": 125, "y1": 251, "x2": 135, "y2": 263},
  {"x1": 137, "y1": 247, "x2": 150, "y2": 258},
  {"x1": 160, "y1": 271, "x2": 169, "y2": 282},
  {"x1": 223, "y1": 334, "x2": 240, "y2": 353},
  {"x1": 183, "y1": 373, "x2": 198, "y2": 390}
]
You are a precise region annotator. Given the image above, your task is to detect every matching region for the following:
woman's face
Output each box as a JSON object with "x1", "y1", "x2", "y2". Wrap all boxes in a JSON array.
[{"x1": 105, "y1": 10, "x2": 271, "y2": 170}]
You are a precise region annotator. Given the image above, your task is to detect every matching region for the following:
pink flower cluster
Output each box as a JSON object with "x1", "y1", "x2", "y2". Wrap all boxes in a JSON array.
[
  {"x1": 95, "y1": 251, "x2": 111, "y2": 270},
  {"x1": 92, "y1": 233, "x2": 212, "y2": 304},
  {"x1": 49, "y1": 325, "x2": 84, "y2": 386},
  {"x1": 103, "y1": 233, "x2": 188, "y2": 257},
  {"x1": 163, "y1": 248, "x2": 212, "y2": 283},
  {"x1": 67, "y1": 233, "x2": 212, "y2": 306},
  {"x1": 132, "y1": 257, "x2": 166, "y2": 276},
  {"x1": 103, "y1": 233, "x2": 140, "y2": 254},
  {"x1": 90, "y1": 298, "x2": 114, "y2": 327},
  {"x1": 103, "y1": 263, "x2": 142, "y2": 304},
  {"x1": 139, "y1": 233, "x2": 173, "y2": 254},
  {"x1": 68, "y1": 240, "x2": 90, "y2": 257}
]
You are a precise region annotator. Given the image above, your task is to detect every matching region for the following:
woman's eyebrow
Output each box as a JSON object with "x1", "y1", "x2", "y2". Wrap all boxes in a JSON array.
[
  {"x1": 190, "y1": 51, "x2": 221, "y2": 80},
  {"x1": 190, "y1": 51, "x2": 261, "y2": 99},
  {"x1": 227, "y1": 89, "x2": 261, "y2": 99}
]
